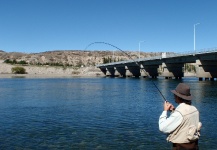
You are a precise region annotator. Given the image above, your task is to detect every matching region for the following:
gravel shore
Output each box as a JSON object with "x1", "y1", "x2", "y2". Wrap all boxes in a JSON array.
[{"x1": 0, "y1": 60, "x2": 104, "y2": 78}]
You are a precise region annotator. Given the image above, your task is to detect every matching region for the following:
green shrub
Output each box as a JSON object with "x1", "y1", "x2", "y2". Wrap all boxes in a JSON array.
[
  {"x1": 4, "y1": 59, "x2": 28, "y2": 65},
  {"x1": 11, "y1": 67, "x2": 26, "y2": 74},
  {"x1": 4, "y1": 59, "x2": 16, "y2": 64},
  {"x1": 17, "y1": 60, "x2": 28, "y2": 65},
  {"x1": 4, "y1": 59, "x2": 12, "y2": 64}
]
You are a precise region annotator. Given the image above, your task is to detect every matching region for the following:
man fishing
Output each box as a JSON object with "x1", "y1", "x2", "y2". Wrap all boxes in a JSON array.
[{"x1": 159, "y1": 83, "x2": 202, "y2": 150}]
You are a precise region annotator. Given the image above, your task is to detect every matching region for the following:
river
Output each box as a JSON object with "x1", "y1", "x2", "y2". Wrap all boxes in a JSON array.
[{"x1": 0, "y1": 77, "x2": 216, "y2": 149}]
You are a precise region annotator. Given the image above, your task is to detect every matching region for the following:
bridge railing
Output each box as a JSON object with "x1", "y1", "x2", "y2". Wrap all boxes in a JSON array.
[
  {"x1": 195, "y1": 47, "x2": 217, "y2": 54},
  {"x1": 161, "y1": 47, "x2": 217, "y2": 58}
]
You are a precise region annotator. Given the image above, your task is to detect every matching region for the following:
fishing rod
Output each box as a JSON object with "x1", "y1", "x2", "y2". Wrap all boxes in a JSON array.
[{"x1": 85, "y1": 42, "x2": 167, "y2": 102}]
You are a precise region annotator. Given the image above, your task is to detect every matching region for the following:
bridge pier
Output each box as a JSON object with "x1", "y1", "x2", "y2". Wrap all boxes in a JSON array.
[
  {"x1": 161, "y1": 63, "x2": 184, "y2": 79},
  {"x1": 198, "y1": 77, "x2": 216, "y2": 81},
  {"x1": 140, "y1": 60, "x2": 161, "y2": 78},
  {"x1": 115, "y1": 66, "x2": 126, "y2": 77},
  {"x1": 199, "y1": 77, "x2": 203, "y2": 81},
  {"x1": 126, "y1": 70, "x2": 133, "y2": 77},
  {"x1": 99, "y1": 67, "x2": 107, "y2": 75},
  {"x1": 106, "y1": 67, "x2": 114, "y2": 77},
  {"x1": 126, "y1": 66, "x2": 141, "y2": 77},
  {"x1": 142, "y1": 65, "x2": 159, "y2": 78},
  {"x1": 196, "y1": 60, "x2": 217, "y2": 79},
  {"x1": 106, "y1": 67, "x2": 121, "y2": 77},
  {"x1": 140, "y1": 69, "x2": 148, "y2": 78}
]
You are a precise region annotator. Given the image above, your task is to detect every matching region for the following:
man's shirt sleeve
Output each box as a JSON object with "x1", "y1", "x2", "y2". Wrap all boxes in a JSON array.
[{"x1": 159, "y1": 110, "x2": 183, "y2": 133}]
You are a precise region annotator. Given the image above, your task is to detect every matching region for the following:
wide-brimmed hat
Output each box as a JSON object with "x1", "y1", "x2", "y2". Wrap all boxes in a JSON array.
[{"x1": 171, "y1": 83, "x2": 192, "y2": 100}]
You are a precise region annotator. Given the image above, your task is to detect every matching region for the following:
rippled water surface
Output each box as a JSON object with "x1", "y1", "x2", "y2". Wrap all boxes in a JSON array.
[{"x1": 0, "y1": 77, "x2": 216, "y2": 149}]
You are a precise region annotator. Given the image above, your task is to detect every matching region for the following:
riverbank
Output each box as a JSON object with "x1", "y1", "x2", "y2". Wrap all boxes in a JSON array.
[
  {"x1": 0, "y1": 60, "x2": 196, "y2": 78},
  {"x1": 0, "y1": 60, "x2": 104, "y2": 78}
]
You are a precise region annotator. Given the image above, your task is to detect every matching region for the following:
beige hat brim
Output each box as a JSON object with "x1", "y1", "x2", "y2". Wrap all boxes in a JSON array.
[{"x1": 171, "y1": 90, "x2": 192, "y2": 100}]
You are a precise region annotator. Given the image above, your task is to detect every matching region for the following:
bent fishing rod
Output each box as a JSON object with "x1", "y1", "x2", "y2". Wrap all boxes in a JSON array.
[{"x1": 85, "y1": 42, "x2": 167, "y2": 102}]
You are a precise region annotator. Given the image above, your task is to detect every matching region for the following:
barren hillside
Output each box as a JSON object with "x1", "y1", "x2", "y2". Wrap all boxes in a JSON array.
[
  {"x1": 0, "y1": 50, "x2": 168, "y2": 77},
  {"x1": 0, "y1": 50, "x2": 163, "y2": 67}
]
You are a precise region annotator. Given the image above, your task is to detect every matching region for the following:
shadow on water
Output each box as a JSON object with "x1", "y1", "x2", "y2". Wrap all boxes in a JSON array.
[{"x1": 11, "y1": 75, "x2": 26, "y2": 78}]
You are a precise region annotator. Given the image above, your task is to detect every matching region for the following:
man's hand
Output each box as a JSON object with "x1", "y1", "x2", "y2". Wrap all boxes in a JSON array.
[{"x1": 164, "y1": 101, "x2": 174, "y2": 111}]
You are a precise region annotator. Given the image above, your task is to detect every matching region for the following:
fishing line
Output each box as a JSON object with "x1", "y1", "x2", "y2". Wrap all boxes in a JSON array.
[{"x1": 85, "y1": 41, "x2": 167, "y2": 101}]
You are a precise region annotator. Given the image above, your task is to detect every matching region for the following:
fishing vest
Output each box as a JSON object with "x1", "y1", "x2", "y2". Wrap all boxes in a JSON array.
[{"x1": 167, "y1": 103, "x2": 200, "y2": 143}]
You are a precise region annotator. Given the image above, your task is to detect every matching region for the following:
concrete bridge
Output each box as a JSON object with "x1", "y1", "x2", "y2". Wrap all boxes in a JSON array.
[{"x1": 96, "y1": 48, "x2": 217, "y2": 81}]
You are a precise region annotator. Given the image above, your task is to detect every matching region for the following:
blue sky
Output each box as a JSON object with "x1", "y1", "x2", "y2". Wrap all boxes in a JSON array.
[{"x1": 0, "y1": 0, "x2": 217, "y2": 53}]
